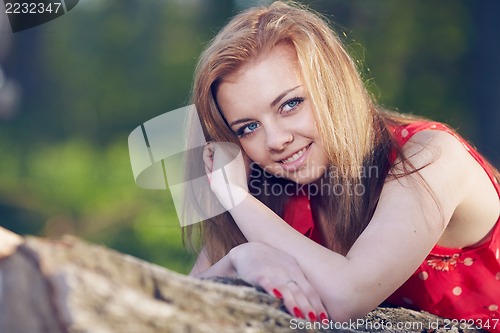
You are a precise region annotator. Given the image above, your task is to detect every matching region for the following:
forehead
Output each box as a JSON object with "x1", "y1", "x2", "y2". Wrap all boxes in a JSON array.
[{"x1": 216, "y1": 45, "x2": 303, "y2": 117}]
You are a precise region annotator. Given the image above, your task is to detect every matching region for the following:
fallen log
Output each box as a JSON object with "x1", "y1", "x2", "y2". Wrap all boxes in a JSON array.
[{"x1": 0, "y1": 230, "x2": 487, "y2": 333}]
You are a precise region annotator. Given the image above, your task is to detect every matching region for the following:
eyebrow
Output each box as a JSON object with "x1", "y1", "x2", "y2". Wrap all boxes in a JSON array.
[
  {"x1": 229, "y1": 117, "x2": 254, "y2": 129},
  {"x1": 270, "y1": 85, "x2": 301, "y2": 108},
  {"x1": 228, "y1": 85, "x2": 302, "y2": 128}
]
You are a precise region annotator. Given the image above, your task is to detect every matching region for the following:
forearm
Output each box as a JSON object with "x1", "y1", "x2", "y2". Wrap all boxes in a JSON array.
[
  {"x1": 227, "y1": 193, "x2": 341, "y2": 263},
  {"x1": 226, "y1": 189, "x2": 442, "y2": 320},
  {"x1": 190, "y1": 251, "x2": 238, "y2": 279},
  {"x1": 226, "y1": 194, "x2": 359, "y2": 319}
]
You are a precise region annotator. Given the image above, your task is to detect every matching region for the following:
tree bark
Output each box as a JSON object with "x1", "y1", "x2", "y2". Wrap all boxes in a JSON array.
[{"x1": 0, "y1": 235, "x2": 487, "y2": 333}]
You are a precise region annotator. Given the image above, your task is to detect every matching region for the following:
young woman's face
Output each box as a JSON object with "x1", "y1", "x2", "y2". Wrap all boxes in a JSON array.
[{"x1": 216, "y1": 44, "x2": 329, "y2": 184}]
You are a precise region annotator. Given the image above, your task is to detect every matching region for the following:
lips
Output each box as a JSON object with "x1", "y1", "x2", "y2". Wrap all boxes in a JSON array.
[
  {"x1": 280, "y1": 145, "x2": 308, "y2": 163},
  {"x1": 278, "y1": 143, "x2": 312, "y2": 170}
]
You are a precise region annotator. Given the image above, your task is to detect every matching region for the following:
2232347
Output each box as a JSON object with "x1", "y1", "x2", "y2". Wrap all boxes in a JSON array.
[
  {"x1": 5, "y1": 2, "x2": 63, "y2": 14},
  {"x1": 3, "y1": 0, "x2": 79, "y2": 32}
]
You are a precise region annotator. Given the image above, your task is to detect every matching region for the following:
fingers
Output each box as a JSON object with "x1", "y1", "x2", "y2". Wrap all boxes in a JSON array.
[
  {"x1": 203, "y1": 142, "x2": 232, "y2": 176},
  {"x1": 260, "y1": 276, "x2": 329, "y2": 323},
  {"x1": 203, "y1": 142, "x2": 215, "y2": 181},
  {"x1": 230, "y1": 243, "x2": 329, "y2": 322},
  {"x1": 202, "y1": 142, "x2": 250, "y2": 196},
  {"x1": 290, "y1": 279, "x2": 329, "y2": 322}
]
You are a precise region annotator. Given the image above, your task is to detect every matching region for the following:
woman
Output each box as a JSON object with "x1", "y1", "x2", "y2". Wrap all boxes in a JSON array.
[{"x1": 184, "y1": 1, "x2": 500, "y2": 328}]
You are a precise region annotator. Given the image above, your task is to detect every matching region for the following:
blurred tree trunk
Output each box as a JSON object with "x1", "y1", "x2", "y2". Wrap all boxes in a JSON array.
[{"x1": 0, "y1": 235, "x2": 487, "y2": 333}]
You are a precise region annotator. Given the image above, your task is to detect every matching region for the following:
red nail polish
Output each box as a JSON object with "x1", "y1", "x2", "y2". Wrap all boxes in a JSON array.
[
  {"x1": 320, "y1": 312, "x2": 328, "y2": 322},
  {"x1": 308, "y1": 312, "x2": 317, "y2": 321},
  {"x1": 272, "y1": 289, "x2": 283, "y2": 299},
  {"x1": 293, "y1": 307, "x2": 305, "y2": 319}
]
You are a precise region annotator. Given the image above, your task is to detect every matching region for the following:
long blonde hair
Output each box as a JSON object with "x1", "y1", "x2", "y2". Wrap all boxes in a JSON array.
[{"x1": 182, "y1": 1, "x2": 493, "y2": 262}]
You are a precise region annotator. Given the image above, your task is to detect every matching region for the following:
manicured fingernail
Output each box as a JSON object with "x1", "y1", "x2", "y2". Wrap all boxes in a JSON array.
[
  {"x1": 320, "y1": 312, "x2": 328, "y2": 322},
  {"x1": 308, "y1": 312, "x2": 317, "y2": 321},
  {"x1": 272, "y1": 289, "x2": 283, "y2": 299},
  {"x1": 293, "y1": 307, "x2": 305, "y2": 319}
]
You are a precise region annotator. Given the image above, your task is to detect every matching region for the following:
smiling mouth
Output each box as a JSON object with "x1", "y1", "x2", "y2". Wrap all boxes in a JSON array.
[{"x1": 279, "y1": 143, "x2": 311, "y2": 164}]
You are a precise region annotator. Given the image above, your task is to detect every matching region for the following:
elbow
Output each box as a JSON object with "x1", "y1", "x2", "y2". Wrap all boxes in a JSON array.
[
  {"x1": 326, "y1": 304, "x2": 374, "y2": 324},
  {"x1": 322, "y1": 286, "x2": 376, "y2": 323},
  {"x1": 325, "y1": 303, "x2": 364, "y2": 324},
  {"x1": 328, "y1": 308, "x2": 372, "y2": 325}
]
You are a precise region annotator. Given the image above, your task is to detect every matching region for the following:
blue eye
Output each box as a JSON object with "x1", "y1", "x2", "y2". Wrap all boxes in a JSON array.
[
  {"x1": 247, "y1": 123, "x2": 258, "y2": 131},
  {"x1": 236, "y1": 122, "x2": 260, "y2": 137},
  {"x1": 281, "y1": 97, "x2": 304, "y2": 113}
]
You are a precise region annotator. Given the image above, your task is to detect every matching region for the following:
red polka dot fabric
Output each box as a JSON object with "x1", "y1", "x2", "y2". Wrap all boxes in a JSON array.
[
  {"x1": 386, "y1": 122, "x2": 500, "y2": 332},
  {"x1": 282, "y1": 121, "x2": 500, "y2": 332}
]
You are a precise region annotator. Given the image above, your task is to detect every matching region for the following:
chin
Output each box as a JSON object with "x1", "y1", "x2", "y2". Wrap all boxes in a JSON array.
[
  {"x1": 289, "y1": 165, "x2": 327, "y2": 184},
  {"x1": 289, "y1": 176, "x2": 321, "y2": 185},
  {"x1": 286, "y1": 169, "x2": 324, "y2": 184}
]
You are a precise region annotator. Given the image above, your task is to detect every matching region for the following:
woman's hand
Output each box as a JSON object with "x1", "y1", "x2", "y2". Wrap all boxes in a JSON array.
[
  {"x1": 229, "y1": 242, "x2": 328, "y2": 322},
  {"x1": 203, "y1": 142, "x2": 251, "y2": 209}
]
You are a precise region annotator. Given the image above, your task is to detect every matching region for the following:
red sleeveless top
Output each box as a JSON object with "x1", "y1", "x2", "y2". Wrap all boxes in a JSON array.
[{"x1": 282, "y1": 121, "x2": 500, "y2": 332}]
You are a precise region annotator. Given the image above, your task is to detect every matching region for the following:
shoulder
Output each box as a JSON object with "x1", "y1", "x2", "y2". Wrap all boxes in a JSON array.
[
  {"x1": 403, "y1": 129, "x2": 467, "y2": 164},
  {"x1": 386, "y1": 129, "x2": 474, "y2": 230},
  {"x1": 401, "y1": 129, "x2": 500, "y2": 247},
  {"x1": 398, "y1": 129, "x2": 474, "y2": 184}
]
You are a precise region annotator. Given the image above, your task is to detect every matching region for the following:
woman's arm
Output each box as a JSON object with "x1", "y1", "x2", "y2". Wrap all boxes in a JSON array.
[
  {"x1": 189, "y1": 246, "x2": 237, "y2": 278},
  {"x1": 190, "y1": 242, "x2": 329, "y2": 320},
  {"x1": 209, "y1": 131, "x2": 484, "y2": 321}
]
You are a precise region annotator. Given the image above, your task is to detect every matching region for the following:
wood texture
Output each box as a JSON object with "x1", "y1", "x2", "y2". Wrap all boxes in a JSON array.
[{"x1": 0, "y1": 236, "x2": 487, "y2": 333}]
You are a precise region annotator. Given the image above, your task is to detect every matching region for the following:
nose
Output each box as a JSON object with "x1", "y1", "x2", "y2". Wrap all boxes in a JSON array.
[{"x1": 265, "y1": 122, "x2": 293, "y2": 151}]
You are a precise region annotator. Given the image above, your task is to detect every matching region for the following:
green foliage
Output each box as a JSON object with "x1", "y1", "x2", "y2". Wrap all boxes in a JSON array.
[
  {"x1": 0, "y1": 136, "x2": 196, "y2": 273},
  {"x1": 307, "y1": 0, "x2": 474, "y2": 132},
  {"x1": 0, "y1": 0, "x2": 224, "y2": 273},
  {"x1": 1, "y1": 0, "x2": 495, "y2": 274}
]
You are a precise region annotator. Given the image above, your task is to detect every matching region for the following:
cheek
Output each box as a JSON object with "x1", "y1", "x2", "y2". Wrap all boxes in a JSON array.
[
  {"x1": 295, "y1": 107, "x2": 320, "y2": 138},
  {"x1": 240, "y1": 142, "x2": 262, "y2": 163},
  {"x1": 307, "y1": 116, "x2": 320, "y2": 136}
]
